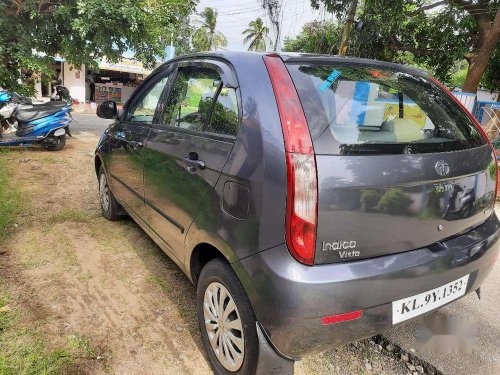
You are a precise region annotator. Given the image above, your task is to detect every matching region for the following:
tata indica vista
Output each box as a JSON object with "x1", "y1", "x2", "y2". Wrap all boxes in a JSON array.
[{"x1": 95, "y1": 52, "x2": 500, "y2": 374}]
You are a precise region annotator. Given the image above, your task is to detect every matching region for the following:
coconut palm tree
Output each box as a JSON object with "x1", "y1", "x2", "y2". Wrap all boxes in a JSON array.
[
  {"x1": 242, "y1": 17, "x2": 271, "y2": 51},
  {"x1": 192, "y1": 7, "x2": 227, "y2": 51}
]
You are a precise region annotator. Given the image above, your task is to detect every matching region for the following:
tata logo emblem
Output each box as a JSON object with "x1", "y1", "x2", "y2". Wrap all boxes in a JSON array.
[{"x1": 435, "y1": 160, "x2": 450, "y2": 176}]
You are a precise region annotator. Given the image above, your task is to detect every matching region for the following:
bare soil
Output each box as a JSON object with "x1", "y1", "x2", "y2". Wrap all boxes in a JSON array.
[{"x1": 0, "y1": 119, "x2": 411, "y2": 375}]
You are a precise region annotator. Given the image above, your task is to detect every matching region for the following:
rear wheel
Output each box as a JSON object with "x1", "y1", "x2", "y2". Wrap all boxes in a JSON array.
[
  {"x1": 44, "y1": 135, "x2": 66, "y2": 151},
  {"x1": 98, "y1": 166, "x2": 122, "y2": 221},
  {"x1": 197, "y1": 259, "x2": 259, "y2": 374}
]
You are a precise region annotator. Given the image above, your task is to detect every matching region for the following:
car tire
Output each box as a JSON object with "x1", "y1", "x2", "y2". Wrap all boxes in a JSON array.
[
  {"x1": 44, "y1": 135, "x2": 66, "y2": 151},
  {"x1": 98, "y1": 165, "x2": 122, "y2": 221},
  {"x1": 197, "y1": 258, "x2": 259, "y2": 375}
]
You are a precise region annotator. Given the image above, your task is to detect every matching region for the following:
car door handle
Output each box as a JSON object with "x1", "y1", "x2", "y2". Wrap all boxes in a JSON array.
[{"x1": 182, "y1": 157, "x2": 206, "y2": 171}]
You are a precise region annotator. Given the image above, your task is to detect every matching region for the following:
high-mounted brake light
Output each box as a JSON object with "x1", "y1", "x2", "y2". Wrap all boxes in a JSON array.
[
  {"x1": 263, "y1": 54, "x2": 318, "y2": 265},
  {"x1": 430, "y1": 77, "x2": 498, "y2": 197}
]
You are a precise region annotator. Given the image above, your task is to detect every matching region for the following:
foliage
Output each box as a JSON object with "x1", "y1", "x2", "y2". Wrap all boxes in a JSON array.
[
  {"x1": 419, "y1": 189, "x2": 442, "y2": 219},
  {"x1": 243, "y1": 17, "x2": 271, "y2": 51},
  {"x1": 450, "y1": 61, "x2": 469, "y2": 88},
  {"x1": 173, "y1": 14, "x2": 196, "y2": 57},
  {"x1": 481, "y1": 45, "x2": 500, "y2": 92},
  {"x1": 305, "y1": 0, "x2": 500, "y2": 91},
  {"x1": 283, "y1": 21, "x2": 341, "y2": 54},
  {"x1": 0, "y1": 282, "x2": 102, "y2": 374},
  {"x1": 376, "y1": 188, "x2": 413, "y2": 215},
  {"x1": 192, "y1": 7, "x2": 227, "y2": 52},
  {"x1": 0, "y1": 0, "x2": 197, "y2": 95},
  {"x1": 360, "y1": 189, "x2": 382, "y2": 212},
  {"x1": 0, "y1": 158, "x2": 23, "y2": 243},
  {"x1": 489, "y1": 161, "x2": 498, "y2": 180},
  {"x1": 311, "y1": 0, "x2": 352, "y2": 18},
  {"x1": 207, "y1": 94, "x2": 239, "y2": 136}
]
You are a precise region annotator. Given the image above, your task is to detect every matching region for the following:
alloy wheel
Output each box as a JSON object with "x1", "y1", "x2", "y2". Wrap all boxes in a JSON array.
[{"x1": 203, "y1": 282, "x2": 245, "y2": 372}]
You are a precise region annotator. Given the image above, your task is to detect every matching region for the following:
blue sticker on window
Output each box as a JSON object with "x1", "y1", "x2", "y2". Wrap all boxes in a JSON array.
[{"x1": 319, "y1": 69, "x2": 341, "y2": 91}]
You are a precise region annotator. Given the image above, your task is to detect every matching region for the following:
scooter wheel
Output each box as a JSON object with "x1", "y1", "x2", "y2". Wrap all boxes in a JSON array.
[{"x1": 44, "y1": 135, "x2": 66, "y2": 151}]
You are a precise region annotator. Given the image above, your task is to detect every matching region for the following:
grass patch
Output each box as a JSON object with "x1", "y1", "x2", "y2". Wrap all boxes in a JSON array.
[
  {"x1": 67, "y1": 334, "x2": 98, "y2": 358},
  {"x1": 0, "y1": 283, "x2": 71, "y2": 374},
  {"x1": 0, "y1": 284, "x2": 101, "y2": 375},
  {"x1": 0, "y1": 159, "x2": 24, "y2": 243},
  {"x1": 49, "y1": 209, "x2": 97, "y2": 224},
  {"x1": 0, "y1": 290, "x2": 14, "y2": 333},
  {"x1": 40, "y1": 156, "x2": 66, "y2": 165},
  {"x1": 146, "y1": 275, "x2": 173, "y2": 294},
  {"x1": 0, "y1": 147, "x2": 28, "y2": 154},
  {"x1": 17, "y1": 230, "x2": 79, "y2": 271}
]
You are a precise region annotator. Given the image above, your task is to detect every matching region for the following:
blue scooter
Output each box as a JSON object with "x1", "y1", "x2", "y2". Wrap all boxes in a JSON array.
[{"x1": 0, "y1": 91, "x2": 73, "y2": 151}]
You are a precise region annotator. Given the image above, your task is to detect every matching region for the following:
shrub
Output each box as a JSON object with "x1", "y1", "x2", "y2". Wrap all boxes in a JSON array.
[
  {"x1": 360, "y1": 189, "x2": 382, "y2": 212},
  {"x1": 377, "y1": 188, "x2": 413, "y2": 215}
]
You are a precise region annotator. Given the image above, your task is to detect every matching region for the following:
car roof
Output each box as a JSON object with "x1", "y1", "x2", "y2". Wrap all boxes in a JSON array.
[{"x1": 161, "y1": 51, "x2": 428, "y2": 78}]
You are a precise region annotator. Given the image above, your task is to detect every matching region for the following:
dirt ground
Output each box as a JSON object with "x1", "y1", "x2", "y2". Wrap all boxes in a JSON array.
[{"x1": 0, "y1": 115, "x2": 413, "y2": 375}]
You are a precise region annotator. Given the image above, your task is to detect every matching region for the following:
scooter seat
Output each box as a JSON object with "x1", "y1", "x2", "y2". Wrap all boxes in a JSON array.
[{"x1": 15, "y1": 103, "x2": 67, "y2": 123}]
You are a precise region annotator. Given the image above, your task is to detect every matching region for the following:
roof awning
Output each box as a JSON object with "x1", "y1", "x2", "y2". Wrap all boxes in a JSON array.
[{"x1": 98, "y1": 57, "x2": 152, "y2": 75}]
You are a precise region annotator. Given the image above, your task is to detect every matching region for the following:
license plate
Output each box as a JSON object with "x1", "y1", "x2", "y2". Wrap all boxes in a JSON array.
[{"x1": 392, "y1": 275, "x2": 469, "y2": 324}]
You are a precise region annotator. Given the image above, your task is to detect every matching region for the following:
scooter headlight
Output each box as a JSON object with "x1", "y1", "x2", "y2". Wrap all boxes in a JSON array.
[{"x1": 53, "y1": 128, "x2": 66, "y2": 137}]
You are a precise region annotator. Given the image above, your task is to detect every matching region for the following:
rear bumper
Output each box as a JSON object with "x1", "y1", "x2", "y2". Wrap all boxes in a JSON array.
[{"x1": 234, "y1": 213, "x2": 500, "y2": 359}]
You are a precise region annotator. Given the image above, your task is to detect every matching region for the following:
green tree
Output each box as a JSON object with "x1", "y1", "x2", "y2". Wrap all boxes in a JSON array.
[
  {"x1": 172, "y1": 14, "x2": 196, "y2": 57},
  {"x1": 310, "y1": 0, "x2": 500, "y2": 92},
  {"x1": 481, "y1": 44, "x2": 500, "y2": 92},
  {"x1": 283, "y1": 21, "x2": 341, "y2": 54},
  {"x1": 0, "y1": 0, "x2": 196, "y2": 95},
  {"x1": 242, "y1": 17, "x2": 271, "y2": 51},
  {"x1": 192, "y1": 7, "x2": 227, "y2": 52}
]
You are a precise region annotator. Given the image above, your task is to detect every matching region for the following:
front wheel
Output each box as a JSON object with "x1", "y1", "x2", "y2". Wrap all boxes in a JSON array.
[
  {"x1": 44, "y1": 135, "x2": 66, "y2": 151},
  {"x1": 197, "y1": 259, "x2": 259, "y2": 374}
]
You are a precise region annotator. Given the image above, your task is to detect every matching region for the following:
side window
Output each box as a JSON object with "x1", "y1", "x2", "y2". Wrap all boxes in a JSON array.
[
  {"x1": 205, "y1": 87, "x2": 239, "y2": 136},
  {"x1": 161, "y1": 67, "x2": 220, "y2": 132},
  {"x1": 127, "y1": 75, "x2": 169, "y2": 124}
]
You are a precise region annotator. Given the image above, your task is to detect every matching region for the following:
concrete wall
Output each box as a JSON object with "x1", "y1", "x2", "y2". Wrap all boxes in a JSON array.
[{"x1": 63, "y1": 63, "x2": 86, "y2": 103}]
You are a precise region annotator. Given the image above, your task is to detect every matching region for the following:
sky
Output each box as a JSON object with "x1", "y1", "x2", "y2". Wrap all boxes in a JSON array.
[{"x1": 195, "y1": 0, "x2": 331, "y2": 51}]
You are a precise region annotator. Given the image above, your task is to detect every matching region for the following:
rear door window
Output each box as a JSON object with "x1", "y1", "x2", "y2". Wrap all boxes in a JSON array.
[
  {"x1": 160, "y1": 66, "x2": 239, "y2": 137},
  {"x1": 286, "y1": 64, "x2": 485, "y2": 155}
]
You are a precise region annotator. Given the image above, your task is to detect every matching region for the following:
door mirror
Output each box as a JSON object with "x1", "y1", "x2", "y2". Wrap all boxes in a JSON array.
[{"x1": 97, "y1": 101, "x2": 118, "y2": 119}]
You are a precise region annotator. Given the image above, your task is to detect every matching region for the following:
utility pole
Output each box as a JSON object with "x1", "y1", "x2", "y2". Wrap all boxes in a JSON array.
[{"x1": 338, "y1": 0, "x2": 359, "y2": 56}]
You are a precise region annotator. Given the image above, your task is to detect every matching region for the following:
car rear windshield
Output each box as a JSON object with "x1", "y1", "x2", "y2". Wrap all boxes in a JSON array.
[{"x1": 286, "y1": 63, "x2": 486, "y2": 155}]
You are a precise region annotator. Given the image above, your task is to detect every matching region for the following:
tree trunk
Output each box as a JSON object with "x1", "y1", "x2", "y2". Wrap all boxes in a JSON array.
[
  {"x1": 338, "y1": 0, "x2": 359, "y2": 56},
  {"x1": 462, "y1": 9, "x2": 500, "y2": 93}
]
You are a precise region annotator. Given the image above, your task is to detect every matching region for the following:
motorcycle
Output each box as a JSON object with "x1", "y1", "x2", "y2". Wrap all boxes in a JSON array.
[
  {"x1": 51, "y1": 85, "x2": 73, "y2": 105},
  {"x1": 0, "y1": 91, "x2": 73, "y2": 151}
]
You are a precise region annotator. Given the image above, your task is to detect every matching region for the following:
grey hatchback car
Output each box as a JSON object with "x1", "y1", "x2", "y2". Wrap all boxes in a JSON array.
[{"x1": 95, "y1": 52, "x2": 500, "y2": 374}]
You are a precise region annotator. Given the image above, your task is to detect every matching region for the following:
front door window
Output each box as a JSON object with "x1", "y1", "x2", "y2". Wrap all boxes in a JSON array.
[{"x1": 127, "y1": 75, "x2": 169, "y2": 124}]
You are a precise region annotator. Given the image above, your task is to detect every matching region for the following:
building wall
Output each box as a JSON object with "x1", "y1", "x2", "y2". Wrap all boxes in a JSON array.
[
  {"x1": 34, "y1": 80, "x2": 42, "y2": 99},
  {"x1": 477, "y1": 89, "x2": 499, "y2": 102},
  {"x1": 63, "y1": 63, "x2": 86, "y2": 103}
]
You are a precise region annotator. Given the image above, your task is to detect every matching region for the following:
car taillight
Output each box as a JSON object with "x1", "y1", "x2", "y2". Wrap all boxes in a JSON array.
[
  {"x1": 430, "y1": 76, "x2": 498, "y2": 198},
  {"x1": 264, "y1": 54, "x2": 318, "y2": 265}
]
